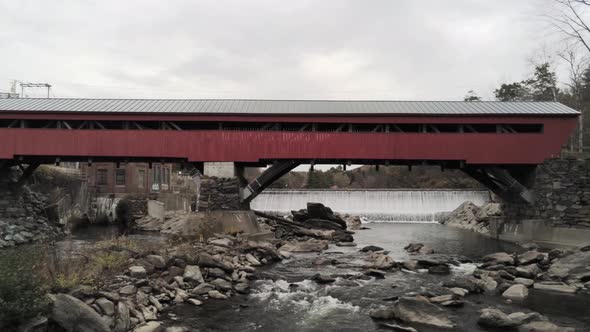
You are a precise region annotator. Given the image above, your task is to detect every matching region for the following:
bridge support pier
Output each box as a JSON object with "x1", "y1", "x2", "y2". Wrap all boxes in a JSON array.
[
  {"x1": 241, "y1": 160, "x2": 300, "y2": 206},
  {"x1": 462, "y1": 165, "x2": 536, "y2": 204}
]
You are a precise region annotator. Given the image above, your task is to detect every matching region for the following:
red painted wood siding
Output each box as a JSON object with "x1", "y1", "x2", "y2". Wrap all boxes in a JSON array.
[{"x1": 0, "y1": 116, "x2": 577, "y2": 165}]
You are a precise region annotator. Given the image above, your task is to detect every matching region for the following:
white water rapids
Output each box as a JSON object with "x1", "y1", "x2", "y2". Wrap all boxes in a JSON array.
[{"x1": 251, "y1": 189, "x2": 490, "y2": 222}]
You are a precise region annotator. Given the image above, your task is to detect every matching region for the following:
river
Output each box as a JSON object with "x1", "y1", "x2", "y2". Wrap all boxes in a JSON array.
[
  {"x1": 58, "y1": 189, "x2": 589, "y2": 331},
  {"x1": 164, "y1": 222, "x2": 589, "y2": 331},
  {"x1": 153, "y1": 190, "x2": 589, "y2": 331}
]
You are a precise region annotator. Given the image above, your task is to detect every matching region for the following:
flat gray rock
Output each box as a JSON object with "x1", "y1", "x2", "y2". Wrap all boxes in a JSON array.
[{"x1": 49, "y1": 294, "x2": 110, "y2": 332}]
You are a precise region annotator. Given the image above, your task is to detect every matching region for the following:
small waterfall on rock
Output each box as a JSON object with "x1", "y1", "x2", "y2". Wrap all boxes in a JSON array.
[{"x1": 251, "y1": 189, "x2": 490, "y2": 223}]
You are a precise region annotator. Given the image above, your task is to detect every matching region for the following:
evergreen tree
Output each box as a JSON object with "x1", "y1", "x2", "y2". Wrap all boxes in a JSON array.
[
  {"x1": 527, "y1": 63, "x2": 558, "y2": 101},
  {"x1": 494, "y1": 82, "x2": 530, "y2": 101},
  {"x1": 494, "y1": 62, "x2": 558, "y2": 102}
]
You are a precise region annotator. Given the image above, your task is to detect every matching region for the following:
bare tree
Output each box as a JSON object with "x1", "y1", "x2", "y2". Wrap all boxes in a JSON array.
[
  {"x1": 559, "y1": 49, "x2": 587, "y2": 151},
  {"x1": 549, "y1": 0, "x2": 590, "y2": 54}
]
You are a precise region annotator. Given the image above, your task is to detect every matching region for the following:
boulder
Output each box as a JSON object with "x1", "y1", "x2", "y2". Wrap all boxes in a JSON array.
[
  {"x1": 514, "y1": 277, "x2": 534, "y2": 287},
  {"x1": 402, "y1": 260, "x2": 418, "y2": 271},
  {"x1": 187, "y1": 298, "x2": 202, "y2": 306},
  {"x1": 428, "y1": 264, "x2": 450, "y2": 275},
  {"x1": 482, "y1": 252, "x2": 514, "y2": 265},
  {"x1": 449, "y1": 287, "x2": 469, "y2": 297},
  {"x1": 234, "y1": 282, "x2": 250, "y2": 294},
  {"x1": 521, "y1": 242, "x2": 540, "y2": 250},
  {"x1": 507, "y1": 312, "x2": 547, "y2": 325},
  {"x1": 133, "y1": 321, "x2": 162, "y2": 332},
  {"x1": 113, "y1": 302, "x2": 130, "y2": 332},
  {"x1": 374, "y1": 254, "x2": 396, "y2": 270},
  {"x1": 312, "y1": 274, "x2": 336, "y2": 284},
  {"x1": 441, "y1": 300, "x2": 464, "y2": 307},
  {"x1": 403, "y1": 243, "x2": 433, "y2": 254},
  {"x1": 191, "y1": 283, "x2": 215, "y2": 295},
  {"x1": 428, "y1": 294, "x2": 456, "y2": 304},
  {"x1": 210, "y1": 278, "x2": 233, "y2": 291},
  {"x1": 119, "y1": 285, "x2": 137, "y2": 296},
  {"x1": 133, "y1": 259, "x2": 155, "y2": 275},
  {"x1": 548, "y1": 251, "x2": 590, "y2": 279},
  {"x1": 515, "y1": 264, "x2": 541, "y2": 279},
  {"x1": 517, "y1": 251, "x2": 545, "y2": 266},
  {"x1": 480, "y1": 276, "x2": 498, "y2": 292},
  {"x1": 502, "y1": 284, "x2": 529, "y2": 300},
  {"x1": 183, "y1": 265, "x2": 204, "y2": 283},
  {"x1": 97, "y1": 291, "x2": 120, "y2": 302},
  {"x1": 48, "y1": 294, "x2": 110, "y2": 332},
  {"x1": 139, "y1": 305, "x2": 157, "y2": 321},
  {"x1": 418, "y1": 245, "x2": 434, "y2": 254},
  {"x1": 392, "y1": 297, "x2": 455, "y2": 329},
  {"x1": 129, "y1": 266, "x2": 147, "y2": 278},
  {"x1": 95, "y1": 298, "x2": 115, "y2": 316},
  {"x1": 304, "y1": 218, "x2": 344, "y2": 231},
  {"x1": 533, "y1": 282, "x2": 577, "y2": 294},
  {"x1": 145, "y1": 255, "x2": 167, "y2": 269},
  {"x1": 209, "y1": 238, "x2": 233, "y2": 247},
  {"x1": 360, "y1": 245, "x2": 384, "y2": 252},
  {"x1": 206, "y1": 267, "x2": 228, "y2": 279},
  {"x1": 195, "y1": 252, "x2": 234, "y2": 273},
  {"x1": 291, "y1": 209, "x2": 309, "y2": 222},
  {"x1": 17, "y1": 316, "x2": 48, "y2": 332},
  {"x1": 365, "y1": 269, "x2": 387, "y2": 279},
  {"x1": 443, "y1": 277, "x2": 484, "y2": 293},
  {"x1": 518, "y1": 321, "x2": 575, "y2": 332},
  {"x1": 279, "y1": 241, "x2": 329, "y2": 252},
  {"x1": 208, "y1": 290, "x2": 228, "y2": 299},
  {"x1": 477, "y1": 308, "x2": 518, "y2": 328},
  {"x1": 306, "y1": 202, "x2": 347, "y2": 229},
  {"x1": 245, "y1": 253, "x2": 261, "y2": 266},
  {"x1": 378, "y1": 323, "x2": 417, "y2": 332},
  {"x1": 369, "y1": 307, "x2": 395, "y2": 320},
  {"x1": 148, "y1": 296, "x2": 163, "y2": 311}
]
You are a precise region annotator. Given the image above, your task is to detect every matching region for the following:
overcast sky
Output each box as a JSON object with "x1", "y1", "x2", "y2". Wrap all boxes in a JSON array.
[{"x1": 0, "y1": 0, "x2": 576, "y2": 100}]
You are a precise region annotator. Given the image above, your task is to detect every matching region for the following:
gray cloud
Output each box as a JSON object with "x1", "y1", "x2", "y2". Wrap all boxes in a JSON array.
[{"x1": 0, "y1": 0, "x2": 560, "y2": 100}]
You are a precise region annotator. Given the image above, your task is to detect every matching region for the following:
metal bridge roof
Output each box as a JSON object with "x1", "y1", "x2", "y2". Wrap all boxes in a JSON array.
[{"x1": 0, "y1": 98, "x2": 580, "y2": 115}]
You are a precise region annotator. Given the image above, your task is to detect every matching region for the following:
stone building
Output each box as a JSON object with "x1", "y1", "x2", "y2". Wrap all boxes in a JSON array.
[{"x1": 80, "y1": 162, "x2": 175, "y2": 194}]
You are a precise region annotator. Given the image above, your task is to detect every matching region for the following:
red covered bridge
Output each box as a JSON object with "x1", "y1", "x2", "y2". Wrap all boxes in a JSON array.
[{"x1": 0, "y1": 98, "x2": 580, "y2": 204}]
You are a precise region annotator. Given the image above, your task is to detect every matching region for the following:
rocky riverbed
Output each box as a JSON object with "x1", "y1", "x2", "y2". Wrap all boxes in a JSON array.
[{"x1": 5, "y1": 202, "x2": 590, "y2": 332}]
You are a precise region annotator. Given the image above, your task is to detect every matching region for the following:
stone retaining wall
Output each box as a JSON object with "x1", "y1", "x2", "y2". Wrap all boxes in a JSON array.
[
  {"x1": 0, "y1": 168, "x2": 48, "y2": 219},
  {"x1": 198, "y1": 177, "x2": 240, "y2": 211},
  {"x1": 0, "y1": 167, "x2": 62, "y2": 247},
  {"x1": 502, "y1": 158, "x2": 590, "y2": 229}
]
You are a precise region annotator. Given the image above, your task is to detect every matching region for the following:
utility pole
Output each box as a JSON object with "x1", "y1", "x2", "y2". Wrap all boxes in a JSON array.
[
  {"x1": 10, "y1": 80, "x2": 17, "y2": 95},
  {"x1": 19, "y1": 82, "x2": 52, "y2": 98}
]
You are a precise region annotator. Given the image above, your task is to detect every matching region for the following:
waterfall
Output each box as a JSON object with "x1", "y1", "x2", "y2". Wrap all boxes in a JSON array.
[{"x1": 251, "y1": 189, "x2": 491, "y2": 223}]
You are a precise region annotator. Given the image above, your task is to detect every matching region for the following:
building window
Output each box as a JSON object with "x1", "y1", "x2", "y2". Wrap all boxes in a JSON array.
[
  {"x1": 96, "y1": 169, "x2": 108, "y2": 185},
  {"x1": 115, "y1": 169, "x2": 126, "y2": 186},
  {"x1": 137, "y1": 170, "x2": 145, "y2": 189}
]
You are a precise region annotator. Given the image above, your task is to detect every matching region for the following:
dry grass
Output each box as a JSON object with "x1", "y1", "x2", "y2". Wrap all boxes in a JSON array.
[{"x1": 43, "y1": 235, "x2": 162, "y2": 292}]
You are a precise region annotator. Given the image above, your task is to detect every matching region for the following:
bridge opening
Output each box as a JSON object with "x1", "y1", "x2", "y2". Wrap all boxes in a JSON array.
[{"x1": 0, "y1": 118, "x2": 545, "y2": 134}]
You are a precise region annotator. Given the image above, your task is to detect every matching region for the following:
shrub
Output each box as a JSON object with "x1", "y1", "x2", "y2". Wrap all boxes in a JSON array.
[
  {"x1": 115, "y1": 198, "x2": 130, "y2": 226},
  {"x1": 0, "y1": 248, "x2": 50, "y2": 327}
]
